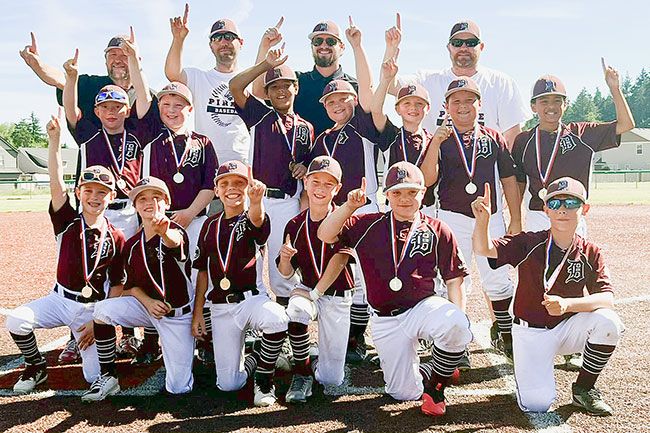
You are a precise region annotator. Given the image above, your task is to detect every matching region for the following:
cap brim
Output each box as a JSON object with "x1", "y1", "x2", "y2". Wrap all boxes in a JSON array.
[
  {"x1": 384, "y1": 182, "x2": 425, "y2": 193},
  {"x1": 444, "y1": 87, "x2": 481, "y2": 100},
  {"x1": 264, "y1": 76, "x2": 297, "y2": 87},
  {"x1": 531, "y1": 91, "x2": 567, "y2": 102},
  {"x1": 543, "y1": 190, "x2": 586, "y2": 203},
  {"x1": 395, "y1": 94, "x2": 430, "y2": 107},
  {"x1": 449, "y1": 30, "x2": 480, "y2": 40},
  {"x1": 95, "y1": 98, "x2": 129, "y2": 107},
  {"x1": 128, "y1": 185, "x2": 170, "y2": 203},
  {"x1": 214, "y1": 172, "x2": 248, "y2": 185},
  {"x1": 308, "y1": 31, "x2": 340, "y2": 41},
  {"x1": 319, "y1": 89, "x2": 357, "y2": 104},
  {"x1": 210, "y1": 30, "x2": 240, "y2": 39},
  {"x1": 305, "y1": 169, "x2": 341, "y2": 183},
  {"x1": 157, "y1": 90, "x2": 192, "y2": 105},
  {"x1": 79, "y1": 180, "x2": 115, "y2": 191}
]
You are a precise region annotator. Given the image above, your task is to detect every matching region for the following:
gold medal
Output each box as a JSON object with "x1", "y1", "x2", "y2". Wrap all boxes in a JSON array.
[
  {"x1": 220, "y1": 277, "x2": 231, "y2": 290},
  {"x1": 288, "y1": 161, "x2": 296, "y2": 171},
  {"x1": 81, "y1": 285, "x2": 93, "y2": 298},
  {"x1": 538, "y1": 188, "x2": 548, "y2": 200},
  {"x1": 164, "y1": 301, "x2": 173, "y2": 311},
  {"x1": 389, "y1": 277, "x2": 403, "y2": 292}
]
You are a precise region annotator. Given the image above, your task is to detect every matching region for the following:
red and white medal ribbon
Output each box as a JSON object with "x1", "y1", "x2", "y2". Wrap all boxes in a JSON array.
[
  {"x1": 543, "y1": 232, "x2": 573, "y2": 293},
  {"x1": 276, "y1": 112, "x2": 301, "y2": 161},
  {"x1": 324, "y1": 117, "x2": 352, "y2": 158},
  {"x1": 167, "y1": 130, "x2": 192, "y2": 178},
  {"x1": 389, "y1": 211, "x2": 421, "y2": 285},
  {"x1": 102, "y1": 128, "x2": 127, "y2": 182},
  {"x1": 535, "y1": 125, "x2": 562, "y2": 195},
  {"x1": 141, "y1": 231, "x2": 166, "y2": 299},
  {"x1": 80, "y1": 216, "x2": 108, "y2": 294},
  {"x1": 451, "y1": 125, "x2": 479, "y2": 184},
  {"x1": 304, "y1": 208, "x2": 331, "y2": 279},
  {"x1": 215, "y1": 213, "x2": 240, "y2": 285},
  {"x1": 400, "y1": 127, "x2": 427, "y2": 166}
]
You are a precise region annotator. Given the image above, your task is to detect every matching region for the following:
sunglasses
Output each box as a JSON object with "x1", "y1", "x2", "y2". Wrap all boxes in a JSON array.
[
  {"x1": 95, "y1": 90, "x2": 127, "y2": 105},
  {"x1": 449, "y1": 38, "x2": 481, "y2": 48},
  {"x1": 545, "y1": 197, "x2": 583, "y2": 210},
  {"x1": 312, "y1": 36, "x2": 339, "y2": 47},
  {"x1": 82, "y1": 171, "x2": 113, "y2": 184},
  {"x1": 211, "y1": 32, "x2": 238, "y2": 42}
]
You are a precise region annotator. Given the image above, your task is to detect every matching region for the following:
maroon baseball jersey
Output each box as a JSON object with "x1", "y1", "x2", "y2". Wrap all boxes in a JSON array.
[
  {"x1": 193, "y1": 210, "x2": 270, "y2": 302},
  {"x1": 278, "y1": 208, "x2": 354, "y2": 293},
  {"x1": 311, "y1": 109, "x2": 385, "y2": 205},
  {"x1": 338, "y1": 211, "x2": 467, "y2": 314},
  {"x1": 512, "y1": 122, "x2": 619, "y2": 211},
  {"x1": 141, "y1": 111, "x2": 219, "y2": 212},
  {"x1": 377, "y1": 119, "x2": 436, "y2": 206},
  {"x1": 49, "y1": 196, "x2": 126, "y2": 300},
  {"x1": 236, "y1": 96, "x2": 314, "y2": 196},
  {"x1": 123, "y1": 222, "x2": 192, "y2": 308},
  {"x1": 490, "y1": 230, "x2": 614, "y2": 328},
  {"x1": 437, "y1": 125, "x2": 516, "y2": 217}
]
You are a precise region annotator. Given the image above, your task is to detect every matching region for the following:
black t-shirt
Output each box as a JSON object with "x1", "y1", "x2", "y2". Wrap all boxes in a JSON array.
[{"x1": 56, "y1": 75, "x2": 113, "y2": 128}]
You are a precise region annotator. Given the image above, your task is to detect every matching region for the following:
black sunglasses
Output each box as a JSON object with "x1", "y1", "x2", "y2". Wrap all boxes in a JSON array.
[
  {"x1": 312, "y1": 37, "x2": 339, "y2": 47},
  {"x1": 211, "y1": 32, "x2": 238, "y2": 42},
  {"x1": 449, "y1": 38, "x2": 481, "y2": 48},
  {"x1": 546, "y1": 197, "x2": 583, "y2": 210}
]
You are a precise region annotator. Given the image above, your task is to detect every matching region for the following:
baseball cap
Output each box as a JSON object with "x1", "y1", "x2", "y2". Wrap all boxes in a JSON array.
[
  {"x1": 383, "y1": 161, "x2": 425, "y2": 193},
  {"x1": 94, "y1": 85, "x2": 129, "y2": 107},
  {"x1": 531, "y1": 75, "x2": 567, "y2": 102},
  {"x1": 157, "y1": 82, "x2": 193, "y2": 106},
  {"x1": 319, "y1": 80, "x2": 357, "y2": 104},
  {"x1": 263, "y1": 65, "x2": 298, "y2": 87},
  {"x1": 449, "y1": 20, "x2": 481, "y2": 39},
  {"x1": 128, "y1": 176, "x2": 171, "y2": 203},
  {"x1": 308, "y1": 20, "x2": 341, "y2": 41},
  {"x1": 104, "y1": 35, "x2": 127, "y2": 53},
  {"x1": 209, "y1": 19, "x2": 240, "y2": 39},
  {"x1": 79, "y1": 165, "x2": 116, "y2": 191},
  {"x1": 306, "y1": 156, "x2": 342, "y2": 182},
  {"x1": 543, "y1": 177, "x2": 587, "y2": 203},
  {"x1": 395, "y1": 84, "x2": 430, "y2": 107},
  {"x1": 444, "y1": 76, "x2": 481, "y2": 100},
  {"x1": 214, "y1": 160, "x2": 249, "y2": 185}
]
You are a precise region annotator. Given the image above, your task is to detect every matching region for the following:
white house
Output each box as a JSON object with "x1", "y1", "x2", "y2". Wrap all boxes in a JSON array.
[{"x1": 596, "y1": 128, "x2": 650, "y2": 171}]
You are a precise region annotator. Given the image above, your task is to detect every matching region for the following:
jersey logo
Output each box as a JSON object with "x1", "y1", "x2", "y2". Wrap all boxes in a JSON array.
[
  {"x1": 559, "y1": 136, "x2": 576, "y2": 154},
  {"x1": 155, "y1": 245, "x2": 165, "y2": 261},
  {"x1": 294, "y1": 124, "x2": 310, "y2": 146},
  {"x1": 565, "y1": 259, "x2": 584, "y2": 283},
  {"x1": 90, "y1": 238, "x2": 112, "y2": 261},
  {"x1": 234, "y1": 218, "x2": 247, "y2": 242},
  {"x1": 476, "y1": 136, "x2": 493, "y2": 159},
  {"x1": 336, "y1": 130, "x2": 349, "y2": 145},
  {"x1": 408, "y1": 229, "x2": 434, "y2": 258},
  {"x1": 124, "y1": 139, "x2": 139, "y2": 160},
  {"x1": 193, "y1": 246, "x2": 201, "y2": 262},
  {"x1": 207, "y1": 83, "x2": 237, "y2": 127},
  {"x1": 182, "y1": 146, "x2": 203, "y2": 168}
]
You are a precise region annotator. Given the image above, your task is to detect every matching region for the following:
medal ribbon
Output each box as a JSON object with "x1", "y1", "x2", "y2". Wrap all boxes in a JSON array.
[
  {"x1": 535, "y1": 125, "x2": 562, "y2": 188},
  {"x1": 167, "y1": 130, "x2": 192, "y2": 174},
  {"x1": 324, "y1": 117, "x2": 352, "y2": 158},
  {"x1": 304, "y1": 208, "x2": 332, "y2": 279},
  {"x1": 451, "y1": 125, "x2": 479, "y2": 182},
  {"x1": 400, "y1": 127, "x2": 427, "y2": 166},
  {"x1": 276, "y1": 112, "x2": 301, "y2": 160},
  {"x1": 389, "y1": 211, "x2": 421, "y2": 278},
  {"x1": 140, "y1": 231, "x2": 166, "y2": 298},
  {"x1": 80, "y1": 216, "x2": 108, "y2": 289},
  {"x1": 543, "y1": 232, "x2": 573, "y2": 293},
  {"x1": 215, "y1": 213, "x2": 240, "y2": 277},
  {"x1": 101, "y1": 128, "x2": 127, "y2": 179}
]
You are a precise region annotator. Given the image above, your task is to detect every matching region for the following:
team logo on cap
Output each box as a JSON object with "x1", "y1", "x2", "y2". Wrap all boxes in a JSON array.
[
  {"x1": 545, "y1": 80, "x2": 556, "y2": 92},
  {"x1": 459, "y1": 22, "x2": 469, "y2": 30},
  {"x1": 227, "y1": 162, "x2": 238, "y2": 170},
  {"x1": 138, "y1": 178, "x2": 150, "y2": 186},
  {"x1": 407, "y1": 85, "x2": 417, "y2": 94},
  {"x1": 167, "y1": 83, "x2": 179, "y2": 91},
  {"x1": 319, "y1": 159, "x2": 330, "y2": 168},
  {"x1": 325, "y1": 82, "x2": 337, "y2": 93},
  {"x1": 565, "y1": 259, "x2": 585, "y2": 283},
  {"x1": 457, "y1": 79, "x2": 467, "y2": 87},
  {"x1": 396, "y1": 168, "x2": 408, "y2": 180},
  {"x1": 214, "y1": 20, "x2": 225, "y2": 30},
  {"x1": 314, "y1": 22, "x2": 328, "y2": 32},
  {"x1": 558, "y1": 179, "x2": 568, "y2": 190}
]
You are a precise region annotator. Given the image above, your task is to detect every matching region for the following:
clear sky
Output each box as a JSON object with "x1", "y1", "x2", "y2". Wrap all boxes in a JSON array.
[{"x1": 1, "y1": 0, "x2": 646, "y2": 145}]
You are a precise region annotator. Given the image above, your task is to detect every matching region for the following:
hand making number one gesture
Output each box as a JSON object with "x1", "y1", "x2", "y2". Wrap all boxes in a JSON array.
[
  {"x1": 279, "y1": 234, "x2": 298, "y2": 262},
  {"x1": 263, "y1": 16, "x2": 284, "y2": 49},
  {"x1": 347, "y1": 177, "x2": 368, "y2": 210},
  {"x1": 170, "y1": 3, "x2": 190, "y2": 40},
  {"x1": 62, "y1": 48, "x2": 79, "y2": 78},
  {"x1": 601, "y1": 57, "x2": 620, "y2": 91},
  {"x1": 385, "y1": 13, "x2": 402, "y2": 50},
  {"x1": 265, "y1": 42, "x2": 288, "y2": 68},
  {"x1": 345, "y1": 16, "x2": 362, "y2": 48},
  {"x1": 471, "y1": 182, "x2": 491, "y2": 222},
  {"x1": 247, "y1": 166, "x2": 266, "y2": 203}
]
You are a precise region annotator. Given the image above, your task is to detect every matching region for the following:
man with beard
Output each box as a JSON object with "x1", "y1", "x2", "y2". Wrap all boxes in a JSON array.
[{"x1": 252, "y1": 19, "x2": 358, "y2": 136}]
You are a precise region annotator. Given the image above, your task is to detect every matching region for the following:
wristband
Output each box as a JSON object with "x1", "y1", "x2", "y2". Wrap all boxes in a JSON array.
[{"x1": 309, "y1": 288, "x2": 322, "y2": 302}]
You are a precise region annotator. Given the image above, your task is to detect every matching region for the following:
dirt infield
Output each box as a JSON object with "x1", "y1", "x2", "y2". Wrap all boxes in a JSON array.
[{"x1": 1, "y1": 206, "x2": 649, "y2": 433}]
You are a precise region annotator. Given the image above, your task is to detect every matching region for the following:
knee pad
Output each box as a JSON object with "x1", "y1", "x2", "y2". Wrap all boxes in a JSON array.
[
  {"x1": 5, "y1": 307, "x2": 35, "y2": 335},
  {"x1": 217, "y1": 371, "x2": 246, "y2": 392},
  {"x1": 259, "y1": 302, "x2": 289, "y2": 333}
]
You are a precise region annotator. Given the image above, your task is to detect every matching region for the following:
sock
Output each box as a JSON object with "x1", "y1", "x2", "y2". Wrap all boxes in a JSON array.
[
  {"x1": 349, "y1": 303, "x2": 370, "y2": 348},
  {"x1": 244, "y1": 353, "x2": 258, "y2": 380},
  {"x1": 142, "y1": 327, "x2": 159, "y2": 351},
  {"x1": 254, "y1": 330, "x2": 287, "y2": 391},
  {"x1": 69, "y1": 330, "x2": 75, "y2": 342},
  {"x1": 576, "y1": 341, "x2": 616, "y2": 390},
  {"x1": 419, "y1": 360, "x2": 435, "y2": 384},
  {"x1": 94, "y1": 323, "x2": 117, "y2": 376},
  {"x1": 10, "y1": 332, "x2": 44, "y2": 365},
  {"x1": 492, "y1": 298, "x2": 513, "y2": 344},
  {"x1": 430, "y1": 344, "x2": 465, "y2": 386},
  {"x1": 288, "y1": 322, "x2": 310, "y2": 375},
  {"x1": 121, "y1": 326, "x2": 135, "y2": 337}
]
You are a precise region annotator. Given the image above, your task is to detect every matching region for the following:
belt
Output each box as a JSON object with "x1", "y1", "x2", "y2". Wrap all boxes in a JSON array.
[
  {"x1": 265, "y1": 188, "x2": 290, "y2": 199},
  {"x1": 213, "y1": 289, "x2": 260, "y2": 304},
  {"x1": 53, "y1": 284, "x2": 97, "y2": 304},
  {"x1": 375, "y1": 306, "x2": 410, "y2": 317},
  {"x1": 513, "y1": 317, "x2": 554, "y2": 329},
  {"x1": 165, "y1": 303, "x2": 192, "y2": 318},
  {"x1": 108, "y1": 200, "x2": 130, "y2": 211}
]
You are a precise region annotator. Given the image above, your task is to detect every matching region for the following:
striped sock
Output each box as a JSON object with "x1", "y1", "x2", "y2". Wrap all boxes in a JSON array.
[
  {"x1": 255, "y1": 331, "x2": 287, "y2": 391},
  {"x1": 10, "y1": 332, "x2": 44, "y2": 365},
  {"x1": 121, "y1": 327, "x2": 135, "y2": 337},
  {"x1": 576, "y1": 341, "x2": 616, "y2": 390},
  {"x1": 94, "y1": 323, "x2": 117, "y2": 376},
  {"x1": 349, "y1": 303, "x2": 370, "y2": 346},
  {"x1": 244, "y1": 353, "x2": 257, "y2": 379},
  {"x1": 431, "y1": 344, "x2": 465, "y2": 384},
  {"x1": 492, "y1": 298, "x2": 513, "y2": 343},
  {"x1": 288, "y1": 322, "x2": 310, "y2": 375},
  {"x1": 142, "y1": 327, "x2": 159, "y2": 350},
  {"x1": 419, "y1": 360, "x2": 435, "y2": 383},
  {"x1": 202, "y1": 307, "x2": 212, "y2": 333}
]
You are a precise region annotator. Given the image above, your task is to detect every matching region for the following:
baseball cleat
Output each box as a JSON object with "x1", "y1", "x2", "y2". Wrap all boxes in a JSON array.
[
  {"x1": 253, "y1": 383, "x2": 277, "y2": 407},
  {"x1": 345, "y1": 345, "x2": 366, "y2": 364},
  {"x1": 571, "y1": 383, "x2": 613, "y2": 416},
  {"x1": 450, "y1": 368, "x2": 461, "y2": 385},
  {"x1": 457, "y1": 349, "x2": 471, "y2": 371},
  {"x1": 13, "y1": 361, "x2": 48, "y2": 394},
  {"x1": 82, "y1": 373, "x2": 120, "y2": 402},
  {"x1": 195, "y1": 347, "x2": 215, "y2": 366},
  {"x1": 116, "y1": 335, "x2": 142, "y2": 359},
  {"x1": 285, "y1": 374, "x2": 314, "y2": 404},
  {"x1": 131, "y1": 346, "x2": 162, "y2": 365},
  {"x1": 57, "y1": 338, "x2": 81, "y2": 365},
  {"x1": 564, "y1": 353, "x2": 583, "y2": 370},
  {"x1": 421, "y1": 383, "x2": 446, "y2": 416}
]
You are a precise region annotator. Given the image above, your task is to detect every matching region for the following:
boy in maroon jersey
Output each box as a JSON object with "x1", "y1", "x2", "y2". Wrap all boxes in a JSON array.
[
  {"x1": 472, "y1": 177, "x2": 624, "y2": 416},
  {"x1": 192, "y1": 160, "x2": 289, "y2": 407},
  {"x1": 86, "y1": 176, "x2": 195, "y2": 401},
  {"x1": 6, "y1": 112, "x2": 125, "y2": 394},
  {"x1": 318, "y1": 162, "x2": 472, "y2": 417},
  {"x1": 278, "y1": 156, "x2": 356, "y2": 403}
]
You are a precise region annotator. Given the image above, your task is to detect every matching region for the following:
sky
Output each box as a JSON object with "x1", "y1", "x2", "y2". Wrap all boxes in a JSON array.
[{"x1": 1, "y1": 0, "x2": 646, "y2": 146}]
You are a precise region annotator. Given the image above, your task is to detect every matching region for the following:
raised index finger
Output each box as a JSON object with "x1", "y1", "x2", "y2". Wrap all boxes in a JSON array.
[
  {"x1": 183, "y1": 3, "x2": 189, "y2": 23},
  {"x1": 129, "y1": 26, "x2": 136, "y2": 43},
  {"x1": 349, "y1": 15, "x2": 355, "y2": 28},
  {"x1": 275, "y1": 16, "x2": 284, "y2": 29},
  {"x1": 360, "y1": 176, "x2": 366, "y2": 192},
  {"x1": 30, "y1": 32, "x2": 37, "y2": 50},
  {"x1": 248, "y1": 165, "x2": 254, "y2": 183},
  {"x1": 396, "y1": 12, "x2": 401, "y2": 30},
  {"x1": 73, "y1": 48, "x2": 79, "y2": 64},
  {"x1": 483, "y1": 182, "x2": 491, "y2": 204},
  {"x1": 601, "y1": 56, "x2": 607, "y2": 73}
]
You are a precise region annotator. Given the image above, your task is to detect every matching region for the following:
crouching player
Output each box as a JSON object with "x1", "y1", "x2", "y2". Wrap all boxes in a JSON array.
[
  {"x1": 318, "y1": 162, "x2": 472, "y2": 416},
  {"x1": 85, "y1": 177, "x2": 195, "y2": 401},
  {"x1": 472, "y1": 177, "x2": 624, "y2": 415},
  {"x1": 192, "y1": 161, "x2": 289, "y2": 407},
  {"x1": 6, "y1": 113, "x2": 125, "y2": 393},
  {"x1": 278, "y1": 156, "x2": 355, "y2": 403}
]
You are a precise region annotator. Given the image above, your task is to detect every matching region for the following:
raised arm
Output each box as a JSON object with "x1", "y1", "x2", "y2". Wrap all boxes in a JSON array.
[
  {"x1": 602, "y1": 57, "x2": 635, "y2": 134},
  {"x1": 229, "y1": 46, "x2": 287, "y2": 109},
  {"x1": 19, "y1": 32, "x2": 66, "y2": 89},
  {"x1": 471, "y1": 183, "x2": 498, "y2": 258},
  {"x1": 501, "y1": 176, "x2": 522, "y2": 234},
  {"x1": 247, "y1": 166, "x2": 266, "y2": 227},
  {"x1": 371, "y1": 56, "x2": 398, "y2": 132},
  {"x1": 346, "y1": 17, "x2": 372, "y2": 111},
  {"x1": 46, "y1": 109, "x2": 67, "y2": 212},
  {"x1": 420, "y1": 115, "x2": 450, "y2": 186},
  {"x1": 62, "y1": 49, "x2": 81, "y2": 129},
  {"x1": 318, "y1": 177, "x2": 366, "y2": 243},
  {"x1": 164, "y1": 3, "x2": 189, "y2": 84},
  {"x1": 122, "y1": 27, "x2": 152, "y2": 118},
  {"x1": 383, "y1": 14, "x2": 402, "y2": 96},
  {"x1": 251, "y1": 17, "x2": 284, "y2": 99}
]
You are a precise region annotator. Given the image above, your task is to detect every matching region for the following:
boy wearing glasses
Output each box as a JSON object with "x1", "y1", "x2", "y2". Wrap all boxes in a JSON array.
[
  {"x1": 471, "y1": 177, "x2": 624, "y2": 416},
  {"x1": 5, "y1": 113, "x2": 125, "y2": 395}
]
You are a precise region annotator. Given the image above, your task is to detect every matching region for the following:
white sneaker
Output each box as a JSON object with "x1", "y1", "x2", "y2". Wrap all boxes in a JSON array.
[
  {"x1": 81, "y1": 373, "x2": 120, "y2": 402},
  {"x1": 13, "y1": 362, "x2": 47, "y2": 394},
  {"x1": 253, "y1": 383, "x2": 277, "y2": 407}
]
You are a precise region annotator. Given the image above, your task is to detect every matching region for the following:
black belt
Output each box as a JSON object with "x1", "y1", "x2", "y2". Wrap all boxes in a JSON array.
[
  {"x1": 213, "y1": 289, "x2": 260, "y2": 304},
  {"x1": 375, "y1": 306, "x2": 410, "y2": 317},
  {"x1": 165, "y1": 210, "x2": 207, "y2": 217},
  {"x1": 108, "y1": 200, "x2": 130, "y2": 210},
  {"x1": 165, "y1": 303, "x2": 192, "y2": 318},
  {"x1": 513, "y1": 317, "x2": 554, "y2": 329},
  {"x1": 54, "y1": 284, "x2": 97, "y2": 304},
  {"x1": 265, "y1": 188, "x2": 289, "y2": 199}
]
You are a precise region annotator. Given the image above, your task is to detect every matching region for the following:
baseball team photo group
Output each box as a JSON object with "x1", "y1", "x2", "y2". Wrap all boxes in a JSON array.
[{"x1": 1, "y1": 2, "x2": 649, "y2": 432}]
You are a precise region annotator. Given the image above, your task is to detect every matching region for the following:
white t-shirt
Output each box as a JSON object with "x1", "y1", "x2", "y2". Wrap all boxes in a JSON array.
[
  {"x1": 398, "y1": 66, "x2": 532, "y2": 134},
  {"x1": 184, "y1": 67, "x2": 250, "y2": 163}
]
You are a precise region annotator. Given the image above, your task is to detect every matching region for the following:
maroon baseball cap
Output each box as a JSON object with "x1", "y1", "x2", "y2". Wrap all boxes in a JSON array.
[
  {"x1": 104, "y1": 35, "x2": 127, "y2": 53},
  {"x1": 395, "y1": 84, "x2": 430, "y2": 107},
  {"x1": 449, "y1": 20, "x2": 481, "y2": 39},
  {"x1": 308, "y1": 20, "x2": 341, "y2": 41},
  {"x1": 319, "y1": 80, "x2": 357, "y2": 104},
  {"x1": 128, "y1": 176, "x2": 171, "y2": 203},
  {"x1": 543, "y1": 177, "x2": 587, "y2": 203},
  {"x1": 444, "y1": 76, "x2": 481, "y2": 100},
  {"x1": 383, "y1": 161, "x2": 425, "y2": 193},
  {"x1": 531, "y1": 75, "x2": 567, "y2": 102},
  {"x1": 263, "y1": 65, "x2": 298, "y2": 87},
  {"x1": 158, "y1": 82, "x2": 193, "y2": 105},
  {"x1": 94, "y1": 85, "x2": 129, "y2": 107},
  {"x1": 214, "y1": 160, "x2": 249, "y2": 185},
  {"x1": 79, "y1": 165, "x2": 116, "y2": 191},
  {"x1": 210, "y1": 19, "x2": 240, "y2": 39},
  {"x1": 306, "y1": 156, "x2": 342, "y2": 182}
]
